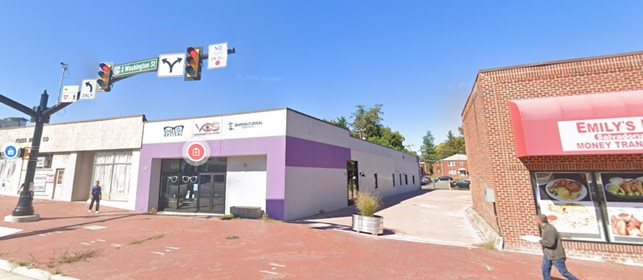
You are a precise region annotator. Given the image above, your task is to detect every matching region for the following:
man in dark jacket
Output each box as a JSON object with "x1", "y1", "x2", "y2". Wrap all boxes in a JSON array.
[
  {"x1": 535, "y1": 214, "x2": 578, "y2": 280},
  {"x1": 88, "y1": 180, "x2": 102, "y2": 214}
]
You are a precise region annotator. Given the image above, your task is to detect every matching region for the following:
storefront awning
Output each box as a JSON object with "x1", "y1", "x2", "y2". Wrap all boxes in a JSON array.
[{"x1": 509, "y1": 90, "x2": 643, "y2": 157}]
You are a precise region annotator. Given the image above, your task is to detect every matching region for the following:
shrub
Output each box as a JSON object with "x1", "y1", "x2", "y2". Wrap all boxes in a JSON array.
[{"x1": 355, "y1": 191, "x2": 381, "y2": 217}]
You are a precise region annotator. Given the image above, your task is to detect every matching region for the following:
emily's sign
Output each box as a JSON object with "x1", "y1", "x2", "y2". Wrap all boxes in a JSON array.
[{"x1": 558, "y1": 116, "x2": 643, "y2": 152}]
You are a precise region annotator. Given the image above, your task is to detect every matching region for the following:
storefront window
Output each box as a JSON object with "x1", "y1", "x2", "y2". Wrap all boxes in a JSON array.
[
  {"x1": 532, "y1": 172, "x2": 606, "y2": 242},
  {"x1": 596, "y1": 172, "x2": 643, "y2": 245},
  {"x1": 93, "y1": 151, "x2": 132, "y2": 201}
]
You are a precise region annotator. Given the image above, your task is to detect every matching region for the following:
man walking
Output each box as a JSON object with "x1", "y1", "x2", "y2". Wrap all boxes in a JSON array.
[
  {"x1": 89, "y1": 180, "x2": 102, "y2": 214},
  {"x1": 534, "y1": 214, "x2": 578, "y2": 280}
]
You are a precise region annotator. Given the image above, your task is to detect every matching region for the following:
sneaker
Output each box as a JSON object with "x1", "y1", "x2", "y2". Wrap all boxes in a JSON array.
[
  {"x1": 95, "y1": 211, "x2": 99, "y2": 214},
  {"x1": 88, "y1": 210, "x2": 92, "y2": 213}
]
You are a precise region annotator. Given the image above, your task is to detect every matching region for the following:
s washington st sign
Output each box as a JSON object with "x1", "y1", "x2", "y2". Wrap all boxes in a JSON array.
[{"x1": 112, "y1": 58, "x2": 159, "y2": 78}]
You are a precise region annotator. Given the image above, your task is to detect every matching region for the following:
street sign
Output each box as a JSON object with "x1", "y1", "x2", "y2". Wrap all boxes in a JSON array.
[
  {"x1": 2, "y1": 143, "x2": 18, "y2": 159},
  {"x1": 112, "y1": 58, "x2": 159, "y2": 78},
  {"x1": 208, "y1": 42, "x2": 228, "y2": 69},
  {"x1": 158, "y1": 53, "x2": 186, "y2": 78},
  {"x1": 80, "y1": 79, "x2": 97, "y2": 99},
  {"x1": 61, "y1": 85, "x2": 79, "y2": 103}
]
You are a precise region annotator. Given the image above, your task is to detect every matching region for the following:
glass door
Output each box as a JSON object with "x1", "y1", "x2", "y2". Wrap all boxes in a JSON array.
[
  {"x1": 197, "y1": 172, "x2": 226, "y2": 214},
  {"x1": 160, "y1": 159, "x2": 181, "y2": 211}
]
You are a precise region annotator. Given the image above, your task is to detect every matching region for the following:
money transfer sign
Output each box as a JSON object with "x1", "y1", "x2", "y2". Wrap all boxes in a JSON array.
[{"x1": 558, "y1": 116, "x2": 643, "y2": 152}]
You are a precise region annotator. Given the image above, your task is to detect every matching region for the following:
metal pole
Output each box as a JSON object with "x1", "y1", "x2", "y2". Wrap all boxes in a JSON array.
[
  {"x1": 56, "y1": 63, "x2": 68, "y2": 105},
  {"x1": 11, "y1": 91, "x2": 48, "y2": 216}
]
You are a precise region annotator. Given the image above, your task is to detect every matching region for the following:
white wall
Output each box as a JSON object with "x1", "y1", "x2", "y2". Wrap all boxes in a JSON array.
[
  {"x1": 351, "y1": 147, "x2": 420, "y2": 197},
  {"x1": 283, "y1": 109, "x2": 421, "y2": 220},
  {"x1": 32, "y1": 154, "x2": 70, "y2": 200},
  {"x1": 284, "y1": 167, "x2": 347, "y2": 220},
  {"x1": 225, "y1": 155, "x2": 267, "y2": 215},
  {"x1": 0, "y1": 115, "x2": 144, "y2": 153},
  {"x1": 143, "y1": 109, "x2": 287, "y2": 144}
]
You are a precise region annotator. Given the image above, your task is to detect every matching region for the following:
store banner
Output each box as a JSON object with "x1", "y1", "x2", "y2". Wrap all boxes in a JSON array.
[
  {"x1": 558, "y1": 116, "x2": 643, "y2": 152},
  {"x1": 598, "y1": 172, "x2": 643, "y2": 244},
  {"x1": 509, "y1": 90, "x2": 643, "y2": 156},
  {"x1": 142, "y1": 110, "x2": 287, "y2": 144},
  {"x1": 534, "y1": 172, "x2": 605, "y2": 242}
]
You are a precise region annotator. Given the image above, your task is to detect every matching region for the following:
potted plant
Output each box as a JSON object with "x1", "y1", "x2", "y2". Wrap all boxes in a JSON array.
[{"x1": 352, "y1": 191, "x2": 384, "y2": 235}]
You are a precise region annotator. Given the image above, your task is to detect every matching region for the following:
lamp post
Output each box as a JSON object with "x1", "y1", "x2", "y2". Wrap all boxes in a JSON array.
[{"x1": 0, "y1": 90, "x2": 71, "y2": 222}]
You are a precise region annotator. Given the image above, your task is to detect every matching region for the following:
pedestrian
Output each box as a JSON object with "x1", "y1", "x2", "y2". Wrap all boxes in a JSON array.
[
  {"x1": 89, "y1": 180, "x2": 102, "y2": 214},
  {"x1": 534, "y1": 214, "x2": 578, "y2": 280}
]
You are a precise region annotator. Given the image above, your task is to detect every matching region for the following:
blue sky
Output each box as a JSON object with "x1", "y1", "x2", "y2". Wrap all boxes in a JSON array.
[{"x1": 1, "y1": 1, "x2": 642, "y2": 152}]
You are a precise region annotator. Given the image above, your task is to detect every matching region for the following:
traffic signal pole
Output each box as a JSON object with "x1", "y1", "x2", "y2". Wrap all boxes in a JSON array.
[{"x1": 0, "y1": 90, "x2": 71, "y2": 221}]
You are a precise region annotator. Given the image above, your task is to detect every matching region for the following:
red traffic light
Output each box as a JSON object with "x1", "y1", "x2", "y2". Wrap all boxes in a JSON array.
[
  {"x1": 99, "y1": 63, "x2": 110, "y2": 72},
  {"x1": 97, "y1": 63, "x2": 113, "y2": 91},
  {"x1": 187, "y1": 47, "x2": 198, "y2": 59},
  {"x1": 185, "y1": 46, "x2": 202, "y2": 81}
]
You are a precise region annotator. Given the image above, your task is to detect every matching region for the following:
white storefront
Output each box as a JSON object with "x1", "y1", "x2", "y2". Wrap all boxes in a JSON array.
[
  {"x1": 0, "y1": 115, "x2": 144, "y2": 210},
  {"x1": 1, "y1": 109, "x2": 420, "y2": 220}
]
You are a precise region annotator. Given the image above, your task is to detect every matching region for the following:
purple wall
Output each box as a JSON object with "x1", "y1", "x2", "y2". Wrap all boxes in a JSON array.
[
  {"x1": 136, "y1": 136, "x2": 286, "y2": 219},
  {"x1": 136, "y1": 135, "x2": 351, "y2": 220},
  {"x1": 285, "y1": 136, "x2": 351, "y2": 169}
]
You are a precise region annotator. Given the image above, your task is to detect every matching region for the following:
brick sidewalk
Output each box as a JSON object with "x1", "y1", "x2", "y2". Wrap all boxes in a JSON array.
[{"x1": 1, "y1": 196, "x2": 641, "y2": 280}]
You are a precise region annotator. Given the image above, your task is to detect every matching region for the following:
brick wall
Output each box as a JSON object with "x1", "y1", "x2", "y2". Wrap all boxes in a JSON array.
[
  {"x1": 462, "y1": 51, "x2": 643, "y2": 263},
  {"x1": 432, "y1": 160, "x2": 468, "y2": 177}
]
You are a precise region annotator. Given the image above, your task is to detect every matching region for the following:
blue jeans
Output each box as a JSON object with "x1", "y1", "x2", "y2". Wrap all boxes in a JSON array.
[{"x1": 542, "y1": 255, "x2": 578, "y2": 280}]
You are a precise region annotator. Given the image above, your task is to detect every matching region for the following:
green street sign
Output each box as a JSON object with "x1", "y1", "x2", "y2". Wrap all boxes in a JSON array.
[{"x1": 112, "y1": 58, "x2": 158, "y2": 77}]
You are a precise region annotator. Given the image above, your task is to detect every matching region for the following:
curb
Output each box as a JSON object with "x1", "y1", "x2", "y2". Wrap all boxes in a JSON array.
[{"x1": 0, "y1": 259, "x2": 78, "y2": 280}]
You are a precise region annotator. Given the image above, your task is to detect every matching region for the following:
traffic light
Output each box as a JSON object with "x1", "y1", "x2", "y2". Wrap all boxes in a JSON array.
[
  {"x1": 20, "y1": 148, "x2": 30, "y2": 159},
  {"x1": 185, "y1": 46, "x2": 202, "y2": 81},
  {"x1": 97, "y1": 63, "x2": 113, "y2": 92}
]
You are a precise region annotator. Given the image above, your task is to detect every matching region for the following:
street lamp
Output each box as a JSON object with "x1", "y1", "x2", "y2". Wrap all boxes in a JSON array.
[{"x1": 0, "y1": 90, "x2": 71, "y2": 222}]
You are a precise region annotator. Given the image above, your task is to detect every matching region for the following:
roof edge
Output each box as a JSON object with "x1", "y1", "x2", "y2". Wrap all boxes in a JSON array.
[{"x1": 479, "y1": 50, "x2": 643, "y2": 74}]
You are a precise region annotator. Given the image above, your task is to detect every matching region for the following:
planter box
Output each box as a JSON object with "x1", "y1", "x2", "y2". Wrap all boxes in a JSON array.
[
  {"x1": 230, "y1": 206, "x2": 263, "y2": 219},
  {"x1": 352, "y1": 214, "x2": 384, "y2": 235}
]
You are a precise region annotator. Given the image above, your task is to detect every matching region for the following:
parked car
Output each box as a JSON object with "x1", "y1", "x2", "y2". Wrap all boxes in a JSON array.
[
  {"x1": 420, "y1": 177, "x2": 430, "y2": 185},
  {"x1": 438, "y1": 176, "x2": 453, "y2": 181},
  {"x1": 450, "y1": 179, "x2": 470, "y2": 189}
]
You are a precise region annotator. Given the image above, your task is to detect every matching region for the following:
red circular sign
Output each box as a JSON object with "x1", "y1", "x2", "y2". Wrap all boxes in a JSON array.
[{"x1": 186, "y1": 142, "x2": 206, "y2": 162}]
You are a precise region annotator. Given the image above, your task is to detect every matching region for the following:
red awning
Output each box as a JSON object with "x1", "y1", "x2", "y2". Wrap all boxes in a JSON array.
[{"x1": 509, "y1": 90, "x2": 643, "y2": 157}]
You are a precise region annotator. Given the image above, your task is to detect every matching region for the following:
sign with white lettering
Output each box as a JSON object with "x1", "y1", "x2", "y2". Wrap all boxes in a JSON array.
[{"x1": 558, "y1": 116, "x2": 643, "y2": 152}]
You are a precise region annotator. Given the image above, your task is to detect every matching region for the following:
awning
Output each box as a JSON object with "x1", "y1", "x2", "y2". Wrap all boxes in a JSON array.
[{"x1": 509, "y1": 90, "x2": 643, "y2": 157}]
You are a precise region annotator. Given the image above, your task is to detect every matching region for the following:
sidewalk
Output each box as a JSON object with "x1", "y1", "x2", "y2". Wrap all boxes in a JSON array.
[
  {"x1": 298, "y1": 189, "x2": 482, "y2": 246},
  {"x1": 0, "y1": 270, "x2": 34, "y2": 280},
  {"x1": 1, "y1": 196, "x2": 642, "y2": 279}
]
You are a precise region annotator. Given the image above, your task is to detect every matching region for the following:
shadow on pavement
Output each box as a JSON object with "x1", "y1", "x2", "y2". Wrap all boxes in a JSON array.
[
  {"x1": 293, "y1": 189, "x2": 434, "y2": 236},
  {"x1": 0, "y1": 213, "x2": 144, "y2": 241},
  {"x1": 296, "y1": 188, "x2": 434, "y2": 221}
]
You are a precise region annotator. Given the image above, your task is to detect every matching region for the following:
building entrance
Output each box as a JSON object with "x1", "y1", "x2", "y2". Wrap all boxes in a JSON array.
[{"x1": 159, "y1": 158, "x2": 227, "y2": 214}]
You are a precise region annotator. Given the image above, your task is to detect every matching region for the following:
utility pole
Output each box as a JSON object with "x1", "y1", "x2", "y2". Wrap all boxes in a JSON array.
[{"x1": 1, "y1": 90, "x2": 71, "y2": 222}]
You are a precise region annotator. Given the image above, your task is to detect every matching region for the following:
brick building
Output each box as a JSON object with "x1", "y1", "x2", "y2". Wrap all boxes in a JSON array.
[
  {"x1": 462, "y1": 51, "x2": 643, "y2": 264},
  {"x1": 432, "y1": 154, "x2": 468, "y2": 178}
]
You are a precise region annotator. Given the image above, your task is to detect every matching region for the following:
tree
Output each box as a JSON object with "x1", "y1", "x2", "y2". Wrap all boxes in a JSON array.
[
  {"x1": 435, "y1": 128, "x2": 466, "y2": 159},
  {"x1": 325, "y1": 116, "x2": 350, "y2": 130},
  {"x1": 420, "y1": 130, "x2": 438, "y2": 164},
  {"x1": 367, "y1": 127, "x2": 406, "y2": 151},
  {"x1": 350, "y1": 104, "x2": 384, "y2": 139},
  {"x1": 324, "y1": 104, "x2": 415, "y2": 155}
]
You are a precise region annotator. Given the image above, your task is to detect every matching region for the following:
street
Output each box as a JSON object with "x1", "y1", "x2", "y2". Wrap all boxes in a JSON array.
[{"x1": 1, "y1": 195, "x2": 642, "y2": 280}]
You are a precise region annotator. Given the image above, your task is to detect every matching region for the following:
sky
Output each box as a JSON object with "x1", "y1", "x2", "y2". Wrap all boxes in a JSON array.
[{"x1": 1, "y1": 1, "x2": 642, "y2": 153}]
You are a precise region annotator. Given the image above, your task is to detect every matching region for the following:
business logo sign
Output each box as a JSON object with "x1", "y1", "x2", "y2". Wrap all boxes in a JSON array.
[
  {"x1": 227, "y1": 121, "x2": 263, "y2": 131},
  {"x1": 163, "y1": 126, "x2": 184, "y2": 137},
  {"x1": 558, "y1": 116, "x2": 643, "y2": 152},
  {"x1": 194, "y1": 121, "x2": 221, "y2": 136}
]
